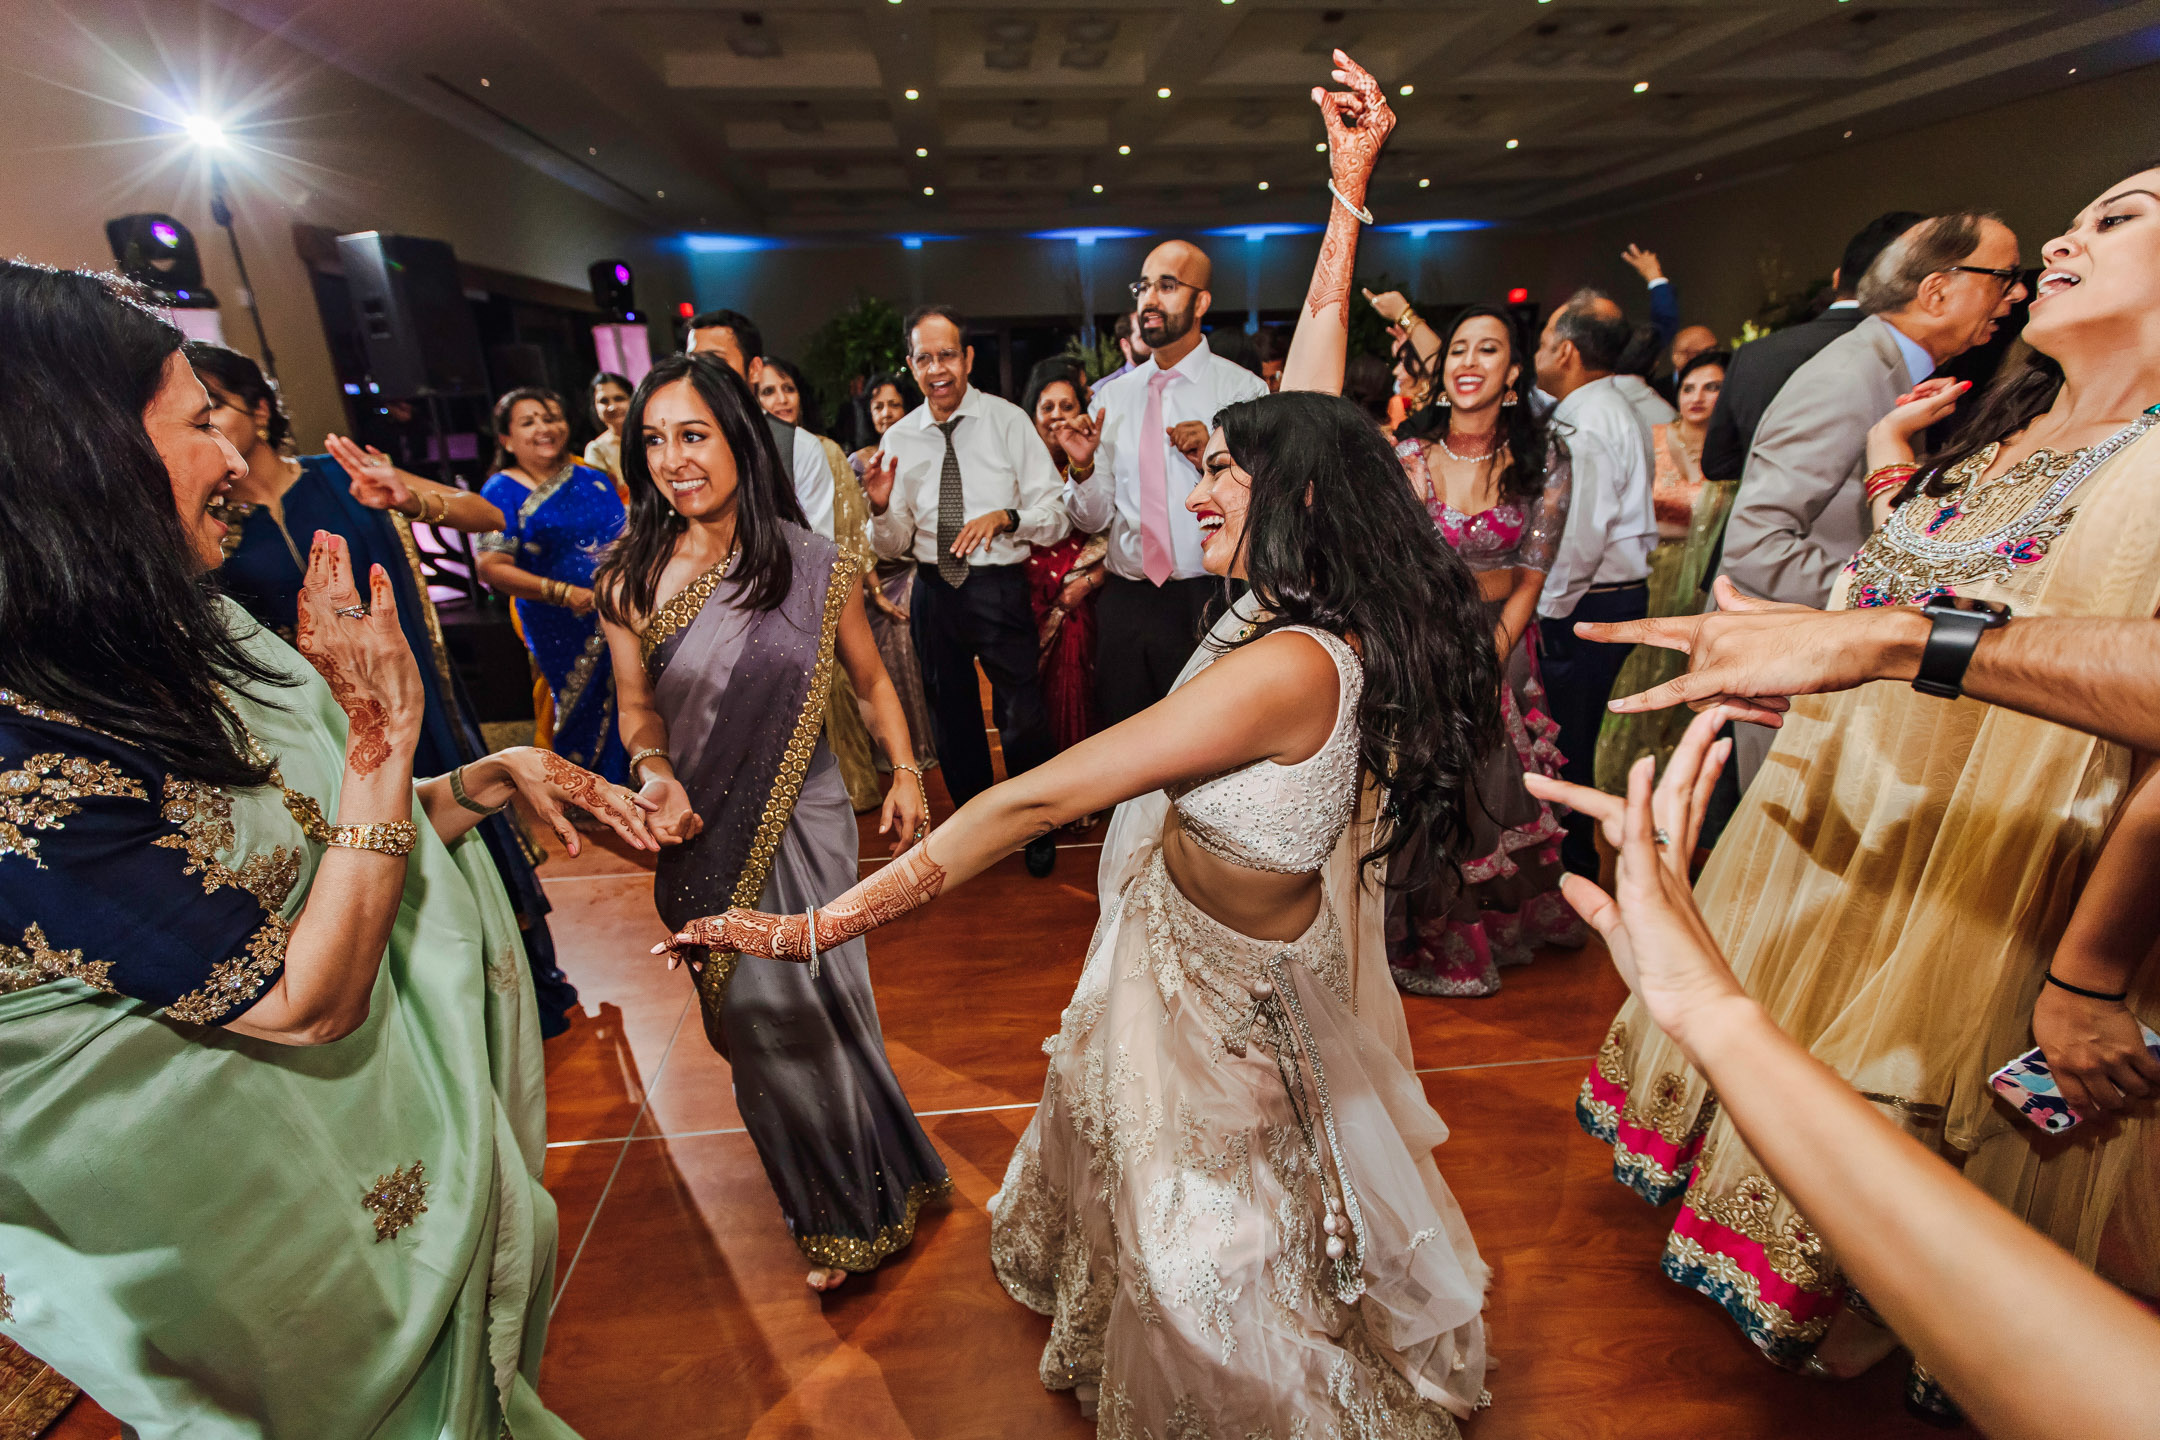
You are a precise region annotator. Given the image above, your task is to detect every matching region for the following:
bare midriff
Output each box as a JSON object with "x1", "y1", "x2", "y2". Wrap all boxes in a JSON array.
[{"x1": 1159, "y1": 812, "x2": 1325, "y2": 943}]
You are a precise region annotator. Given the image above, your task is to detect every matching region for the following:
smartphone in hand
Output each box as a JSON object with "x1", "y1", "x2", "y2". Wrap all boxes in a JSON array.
[{"x1": 1989, "y1": 1024, "x2": 2160, "y2": 1133}]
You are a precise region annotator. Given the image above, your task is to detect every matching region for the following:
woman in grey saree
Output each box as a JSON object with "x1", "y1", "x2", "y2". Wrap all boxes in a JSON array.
[{"x1": 599, "y1": 354, "x2": 948, "y2": 1292}]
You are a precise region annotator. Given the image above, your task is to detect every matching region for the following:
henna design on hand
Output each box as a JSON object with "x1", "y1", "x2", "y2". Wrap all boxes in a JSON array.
[
  {"x1": 814, "y1": 840, "x2": 948, "y2": 949},
  {"x1": 540, "y1": 751, "x2": 615, "y2": 812},
  {"x1": 1306, "y1": 51, "x2": 1396, "y2": 320},
  {"x1": 295, "y1": 538, "x2": 395, "y2": 776}
]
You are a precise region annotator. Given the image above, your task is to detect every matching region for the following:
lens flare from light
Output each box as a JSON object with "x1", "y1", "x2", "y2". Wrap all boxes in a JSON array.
[
  {"x1": 182, "y1": 114, "x2": 228, "y2": 148},
  {"x1": 150, "y1": 221, "x2": 181, "y2": 248}
]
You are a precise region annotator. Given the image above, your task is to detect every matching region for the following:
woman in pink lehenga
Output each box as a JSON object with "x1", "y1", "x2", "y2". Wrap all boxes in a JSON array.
[{"x1": 1381, "y1": 303, "x2": 1586, "y2": 997}]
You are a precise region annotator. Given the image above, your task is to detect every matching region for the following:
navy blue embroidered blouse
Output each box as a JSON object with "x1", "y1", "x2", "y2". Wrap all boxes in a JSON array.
[{"x1": 0, "y1": 693, "x2": 292, "y2": 1024}]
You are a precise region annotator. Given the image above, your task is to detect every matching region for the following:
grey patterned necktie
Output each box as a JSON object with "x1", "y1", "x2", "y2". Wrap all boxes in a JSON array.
[{"x1": 934, "y1": 416, "x2": 969, "y2": 587}]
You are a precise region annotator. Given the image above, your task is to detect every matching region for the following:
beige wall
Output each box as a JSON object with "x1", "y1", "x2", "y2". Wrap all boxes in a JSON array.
[
  {"x1": 3, "y1": 0, "x2": 689, "y2": 447},
  {"x1": 1520, "y1": 58, "x2": 2160, "y2": 344}
]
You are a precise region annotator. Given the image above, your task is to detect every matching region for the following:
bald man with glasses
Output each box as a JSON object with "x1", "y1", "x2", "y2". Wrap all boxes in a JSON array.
[{"x1": 1062, "y1": 239, "x2": 1268, "y2": 725}]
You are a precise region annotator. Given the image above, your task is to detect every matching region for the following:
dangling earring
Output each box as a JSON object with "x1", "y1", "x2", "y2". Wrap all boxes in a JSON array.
[
  {"x1": 1501, "y1": 391, "x2": 1518, "y2": 408},
  {"x1": 1437, "y1": 391, "x2": 1451, "y2": 407}
]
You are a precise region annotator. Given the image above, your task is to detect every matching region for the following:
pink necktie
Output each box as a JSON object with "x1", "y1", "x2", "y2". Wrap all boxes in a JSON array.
[{"x1": 1139, "y1": 369, "x2": 1177, "y2": 586}]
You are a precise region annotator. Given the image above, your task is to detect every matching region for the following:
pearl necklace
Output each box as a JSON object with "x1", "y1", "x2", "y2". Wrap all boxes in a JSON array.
[{"x1": 1436, "y1": 430, "x2": 1499, "y2": 463}]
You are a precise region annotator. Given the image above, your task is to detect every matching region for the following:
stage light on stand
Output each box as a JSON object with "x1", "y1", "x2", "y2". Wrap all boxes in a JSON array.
[{"x1": 172, "y1": 110, "x2": 278, "y2": 380}]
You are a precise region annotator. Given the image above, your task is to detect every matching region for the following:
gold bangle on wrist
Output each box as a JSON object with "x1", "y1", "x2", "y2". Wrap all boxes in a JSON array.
[
  {"x1": 628, "y1": 745, "x2": 669, "y2": 777},
  {"x1": 448, "y1": 763, "x2": 507, "y2": 817},
  {"x1": 325, "y1": 819, "x2": 418, "y2": 857},
  {"x1": 1067, "y1": 461, "x2": 1095, "y2": 482}
]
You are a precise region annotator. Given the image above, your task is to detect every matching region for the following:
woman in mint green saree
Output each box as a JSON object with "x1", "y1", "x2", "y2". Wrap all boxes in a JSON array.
[{"x1": 0, "y1": 265, "x2": 658, "y2": 1436}]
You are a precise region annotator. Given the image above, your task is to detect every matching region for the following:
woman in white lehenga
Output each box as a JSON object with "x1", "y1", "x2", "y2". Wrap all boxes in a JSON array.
[{"x1": 662, "y1": 56, "x2": 1499, "y2": 1435}]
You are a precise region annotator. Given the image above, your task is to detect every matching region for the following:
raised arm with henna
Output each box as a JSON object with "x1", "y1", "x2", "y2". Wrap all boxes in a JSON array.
[
  {"x1": 657, "y1": 632, "x2": 1344, "y2": 964},
  {"x1": 1529, "y1": 711, "x2": 2160, "y2": 1440},
  {"x1": 1278, "y1": 51, "x2": 1395, "y2": 396},
  {"x1": 225, "y1": 532, "x2": 422, "y2": 1047}
]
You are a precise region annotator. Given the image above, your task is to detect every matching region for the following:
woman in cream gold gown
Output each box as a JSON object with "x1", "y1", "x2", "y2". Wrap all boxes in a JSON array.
[
  {"x1": 1580, "y1": 162, "x2": 2160, "y2": 1416},
  {"x1": 660, "y1": 54, "x2": 1500, "y2": 1437}
]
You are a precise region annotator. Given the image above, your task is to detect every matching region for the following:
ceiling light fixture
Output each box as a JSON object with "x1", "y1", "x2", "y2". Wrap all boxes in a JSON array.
[
  {"x1": 1157, "y1": 87, "x2": 1172, "y2": 98},
  {"x1": 1092, "y1": 183, "x2": 1104, "y2": 193},
  {"x1": 1505, "y1": 138, "x2": 1519, "y2": 149},
  {"x1": 904, "y1": 88, "x2": 920, "y2": 100},
  {"x1": 1633, "y1": 81, "x2": 1649, "y2": 93},
  {"x1": 656, "y1": 189, "x2": 666, "y2": 197},
  {"x1": 588, "y1": 146, "x2": 597, "y2": 155},
  {"x1": 923, "y1": 185, "x2": 935, "y2": 195},
  {"x1": 1399, "y1": 84, "x2": 1414, "y2": 97},
  {"x1": 1419, "y1": 177, "x2": 1431, "y2": 188},
  {"x1": 1314, "y1": 142, "x2": 1326, "y2": 152},
  {"x1": 1843, "y1": 129, "x2": 1854, "y2": 138},
  {"x1": 1118, "y1": 144, "x2": 1131, "y2": 154},
  {"x1": 480, "y1": 77, "x2": 491, "y2": 87},
  {"x1": 915, "y1": 147, "x2": 929, "y2": 157},
  {"x1": 1257, "y1": 180, "x2": 1269, "y2": 190}
]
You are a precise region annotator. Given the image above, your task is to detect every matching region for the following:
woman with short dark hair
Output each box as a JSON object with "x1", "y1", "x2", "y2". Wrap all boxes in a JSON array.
[
  {"x1": 474, "y1": 387, "x2": 630, "y2": 782},
  {"x1": 847, "y1": 371, "x2": 938, "y2": 775},
  {"x1": 582, "y1": 369, "x2": 634, "y2": 495},
  {"x1": 1020, "y1": 356, "x2": 1108, "y2": 754},
  {"x1": 0, "y1": 261, "x2": 651, "y2": 1436}
]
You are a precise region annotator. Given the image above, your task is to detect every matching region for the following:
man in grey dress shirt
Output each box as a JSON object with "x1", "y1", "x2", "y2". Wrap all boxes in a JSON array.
[
  {"x1": 1064, "y1": 239, "x2": 1268, "y2": 725},
  {"x1": 1720, "y1": 210, "x2": 2025, "y2": 786},
  {"x1": 1533, "y1": 288, "x2": 1660, "y2": 876},
  {"x1": 867, "y1": 305, "x2": 1070, "y2": 873}
]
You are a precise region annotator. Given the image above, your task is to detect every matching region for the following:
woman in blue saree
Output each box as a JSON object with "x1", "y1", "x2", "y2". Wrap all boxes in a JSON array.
[
  {"x1": 188, "y1": 343, "x2": 582, "y2": 1037},
  {"x1": 475, "y1": 387, "x2": 630, "y2": 783},
  {"x1": 0, "y1": 264, "x2": 657, "y2": 1434}
]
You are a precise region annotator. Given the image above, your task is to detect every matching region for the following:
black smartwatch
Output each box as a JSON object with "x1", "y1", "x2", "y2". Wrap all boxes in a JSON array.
[
  {"x1": 1004, "y1": 507, "x2": 1020, "y2": 533},
  {"x1": 1912, "y1": 595, "x2": 2011, "y2": 699}
]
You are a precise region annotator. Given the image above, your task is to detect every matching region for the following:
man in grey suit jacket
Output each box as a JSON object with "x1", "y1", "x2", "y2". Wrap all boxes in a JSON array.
[{"x1": 1721, "y1": 209, "x2": 2027, "y2": 785}]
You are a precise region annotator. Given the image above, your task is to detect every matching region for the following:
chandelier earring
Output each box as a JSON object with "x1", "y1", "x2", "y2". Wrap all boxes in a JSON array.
[{"x1": 1501, "y1": 390, "x2": 1518, "y2": 409}]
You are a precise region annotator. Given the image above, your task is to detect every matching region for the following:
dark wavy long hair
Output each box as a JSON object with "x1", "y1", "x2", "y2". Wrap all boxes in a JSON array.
[
  {"x1": 185, "y1": 341, "x2": 290, "y2": 451},
  {"x1": 1395, "y1": 304, "x2": 1554, "y2": 503},
  {"x1": 0, "y1": 263, "x2": 288, "y2": 786},
  {"x1": 594, "y1": 352, "x2": 807, "y2": 624},
  {"x1": 1213, "y1": 390, "x2": 1501, "y2": 884}
]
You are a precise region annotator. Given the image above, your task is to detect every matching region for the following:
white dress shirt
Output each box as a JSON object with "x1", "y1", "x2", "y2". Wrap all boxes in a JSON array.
[
  {"x1": 1068, "y1": 336, "x2": 1269, "y2": 582},
  {"x1": 871, "y1": 383, "x2": 1069, "y2": 566},
  {"x1": 1884, "y1": 320, "x2": 1938, "y2": 387},
  {"x1": 770, "y1": 416, "x2": 835, "y2": 541},
  {"x1": 1539, "y1": 376, "x2": 1658, "y2": 620}
]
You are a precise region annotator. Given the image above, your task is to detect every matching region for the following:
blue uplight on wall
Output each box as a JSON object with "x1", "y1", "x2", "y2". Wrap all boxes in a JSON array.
[
  {"x1": 1375, "y1": 220, "x2": 1492, "y2": 238},
  {"x1": 894, "y1": 234, "x2": 959, "y2": 250},
  {"x1": 680, "y1": 234, "x2": 781, "y2": 253},
  {"x1": 1032, "y1": 227, "x2": 1151, "y2": 244},
  {"x1": 1207, "y1": 223, "x2": 1323, "y2": 242}
]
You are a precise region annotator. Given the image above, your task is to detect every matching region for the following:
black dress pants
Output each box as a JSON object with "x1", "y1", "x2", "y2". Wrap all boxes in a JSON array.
[
  {"x1": 1537, "y1": 580, "x2": 1650, "y2": 877},
  {"x1": 911, "y1": 562, "x2": 1053, "y2": 806},
  {"x1": 1095, "y1": 573, "x2": 1222, "y2": 728}
]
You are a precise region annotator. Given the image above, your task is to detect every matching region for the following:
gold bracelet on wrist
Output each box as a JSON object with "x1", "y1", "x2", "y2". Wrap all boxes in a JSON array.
[
  {"x1": 325, "y1": 819, "x2": 418, "y2": 857},
  {"x1": 1068, "y1": 461, "x2": 1095, "y2": 482},
  {"x1": 628, "y1": 746, "x2": 670, "y2": 777},
  {"x1": 448, "y1": 764, "x2": 507, "y2": 817}
]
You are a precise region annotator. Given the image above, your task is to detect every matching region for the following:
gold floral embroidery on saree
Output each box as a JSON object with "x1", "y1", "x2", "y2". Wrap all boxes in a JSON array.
[
  {"x1": 793, "y1": 1176, "x2": 953, "y2": 1272},
  {"x1": 362, "y1": 1160, "x2": 430, "y2": 1241},
  {"x1": 152, "y1": 777, "x2": 301, "y2": 1023},
  {"x1": 0, "y1": 751, "x2": 147, "y2": 868}
]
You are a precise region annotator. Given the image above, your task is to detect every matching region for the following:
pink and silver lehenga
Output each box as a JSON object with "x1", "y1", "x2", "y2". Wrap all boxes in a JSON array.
[
  {"x1": 989, "y1": 603, "x2": 1491, "y2": 1437},
  {"x1": 1384, "y1": 438, "x2": 1586, "y2": 999}
]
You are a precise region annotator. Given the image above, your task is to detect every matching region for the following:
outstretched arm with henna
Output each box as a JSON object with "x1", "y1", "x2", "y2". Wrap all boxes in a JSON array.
[
  {"x1": 656, "y1": 630, "x2": 1347, "y2": 965},
  {"x1": 1278, "y1": 50, "x2": 1395, "y2": 396}
]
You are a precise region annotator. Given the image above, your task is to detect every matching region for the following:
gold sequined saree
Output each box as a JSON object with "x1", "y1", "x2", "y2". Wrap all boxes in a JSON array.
[{"x1": 1581, "y1": 420, "x2": 2160, "y2": 1362}]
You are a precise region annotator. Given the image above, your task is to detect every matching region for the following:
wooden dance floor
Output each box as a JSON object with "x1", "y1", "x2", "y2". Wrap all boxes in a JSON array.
[{"x1": 53, "y1": 767, "x2": 1944, "y2": 1440}]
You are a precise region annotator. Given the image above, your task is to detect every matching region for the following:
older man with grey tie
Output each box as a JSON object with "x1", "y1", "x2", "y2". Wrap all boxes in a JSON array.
[
  {"x1": 1720, "y1": 209, "x2": 2026, "y2": 786},
  {"x1": 868, "y1": 304, "x2": 1070, "y2": 874}
]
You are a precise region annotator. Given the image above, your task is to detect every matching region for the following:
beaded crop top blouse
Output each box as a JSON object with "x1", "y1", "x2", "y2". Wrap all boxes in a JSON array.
[
  {"x1": 1393, "y1": 437, "x2": 1572, "y2": 573},
  {"x1": 1165, "y1": 626, "x2": 1364, "y2": 875}
]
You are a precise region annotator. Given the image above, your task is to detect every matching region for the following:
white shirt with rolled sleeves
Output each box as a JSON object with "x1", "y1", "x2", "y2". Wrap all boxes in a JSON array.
[
  {"x1": 1067, "y1": 335, "x2": 1269, "y2": 583},
  {"x1": 870, "y1": 382, "x2": 1070, "y2": 566},
  {"x1": 1538, "y1": 375, "x2": 1658, "y2": 620}
]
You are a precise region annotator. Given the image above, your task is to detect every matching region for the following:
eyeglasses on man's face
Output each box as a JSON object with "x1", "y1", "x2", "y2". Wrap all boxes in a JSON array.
[
  {"x1": 1938, "y1": 263, "x2": 2023, "y2": 291},
  {"x1": 1130, "y1": 276, "x2": 1193, "y2": 301},
  {"x1": 910, "y1": 348, "x2": 966, "y2": 368}
]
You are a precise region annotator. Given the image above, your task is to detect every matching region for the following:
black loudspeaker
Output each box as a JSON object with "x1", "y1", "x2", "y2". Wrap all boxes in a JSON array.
[
  {"x1": 336, "y1": 231, "x2": 489, "y2": 398},
  {"x1": 105, "y1": 213, "x2": 218, "y2": 308},
  {"x1": 588, "y1": 259, "x2": 637, "y2": 321}
]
